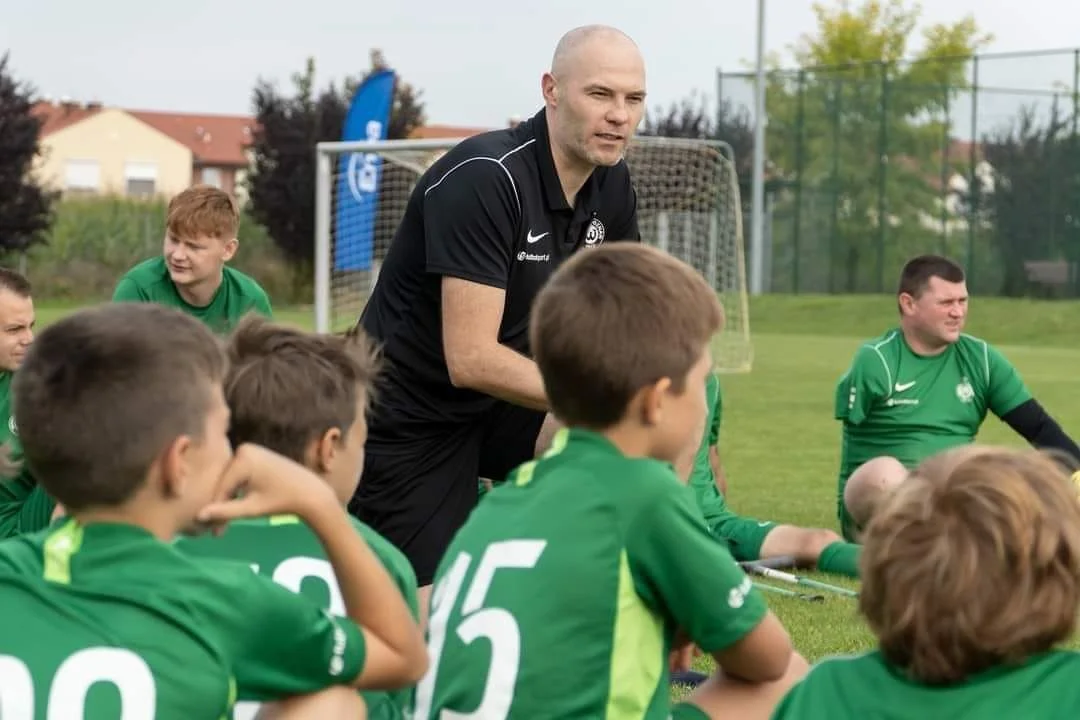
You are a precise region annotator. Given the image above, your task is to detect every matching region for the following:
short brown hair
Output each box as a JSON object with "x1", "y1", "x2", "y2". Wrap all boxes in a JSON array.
[
  {"x1": 859, "y1": 445, "x2": 1080, "y2": 685},
  {"x1": 0, "y1": 267, "x2": 31, "y2": 297},
  {"x1": 530, "y1": 243, "x2": 722, "y2": 428},
  {"x1": 12, "y1": 303, "x2": 227, "y2": 512},
  {"x1": 167, "y1": 184, "x2": 240, "y2": 240},
  {"x1": 224, "y1": 315, "x2": 381, "y2": 463},
  {"x1": 898, "y1": 254, "x2": 965, "y2": 299}
]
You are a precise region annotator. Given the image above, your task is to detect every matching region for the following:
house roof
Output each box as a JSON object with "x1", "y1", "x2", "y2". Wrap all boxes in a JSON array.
[
  {"x1": 127, "y1": 110, "x2": 255, "y2": 166},
  {"x1": 409, "y1": 124, "x2": 493, "y2": 139},
  {"x1": 32, "y1": 101, "x2": 104, "y2": 135}
]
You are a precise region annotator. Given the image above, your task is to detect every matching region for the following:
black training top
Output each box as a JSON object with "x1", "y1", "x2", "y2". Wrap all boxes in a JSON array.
[{"x1": 360, "y1": 107, "x2": 640, "y2": 427}]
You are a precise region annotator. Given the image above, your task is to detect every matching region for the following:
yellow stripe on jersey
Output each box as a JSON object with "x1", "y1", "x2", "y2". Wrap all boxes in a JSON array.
[
  {"x1": 43, "y1": 519, "x2": 84, "y2": 584},
  {"x1": 606, "y1": 549, "x2": 664, "y2": 719}
]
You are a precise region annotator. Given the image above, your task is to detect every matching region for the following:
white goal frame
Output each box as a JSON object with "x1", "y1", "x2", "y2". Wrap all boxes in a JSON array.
[{"x1": 313, "y1": 135, "x2": 753, "y2": 373}]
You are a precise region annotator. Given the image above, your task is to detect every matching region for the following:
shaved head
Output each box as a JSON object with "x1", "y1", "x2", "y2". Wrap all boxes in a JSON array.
[
  {"x1": 550, "y1": 25, "x2": 640, "y2": 80},
  {"x1": 541, "y1": 25, "x2": 646, "y2": 175}
]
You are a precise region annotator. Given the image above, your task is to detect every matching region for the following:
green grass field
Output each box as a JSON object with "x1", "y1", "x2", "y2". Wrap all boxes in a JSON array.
[{"x1": 33, "y1": 294, "x2": 1080, "y2": 686}]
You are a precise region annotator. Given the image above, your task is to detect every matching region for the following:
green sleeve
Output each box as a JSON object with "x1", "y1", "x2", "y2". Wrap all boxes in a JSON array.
[
  {"x1": 254, "y1": 287, "x2": 273, "y2": 319},
  {"x1": 708, "y1": 376, "x2": 722, "y2": 447},
  {"x1": 627, "y1": 473, "x2": 767, "y2": 654},
  {"x1": 687, "y1": 374, "x2": 728, "y2": 530},
  {"x1": 112, "y1": 277, "x2": 146, "y2": 302},
  {"x1": 0, "y1": 469, "x2": 54, "y2": 539},
  {"x1": 835, "y1": 346, "x2": 890, "y2": 426},
  {"x1": 986, "y1": 344, "x2": 1032, "y2": 417},
  {"x1": 211, "y1": 564, "x2": 367, "y2": 700}
]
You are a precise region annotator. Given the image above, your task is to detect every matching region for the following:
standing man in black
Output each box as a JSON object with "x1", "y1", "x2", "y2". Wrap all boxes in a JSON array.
[{"x1": 353, "y1": 24, "x2": 647, "y2": 616}]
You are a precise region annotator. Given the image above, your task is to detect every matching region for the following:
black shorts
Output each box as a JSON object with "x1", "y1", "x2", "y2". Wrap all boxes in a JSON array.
[{"x1": 348, "y1": 401, "x2": 545, "y2": 586}]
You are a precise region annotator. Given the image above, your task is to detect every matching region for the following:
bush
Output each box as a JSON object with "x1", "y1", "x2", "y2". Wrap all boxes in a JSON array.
[{"x1": 9, "y1": 195, "x2": 308, "y2": 305}]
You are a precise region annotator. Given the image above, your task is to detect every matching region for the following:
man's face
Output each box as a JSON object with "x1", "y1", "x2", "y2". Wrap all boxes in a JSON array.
[
  {"x1": 0, "y1": 290, "x2": 35, "y2": 372},
  {"x1": 903, "y1": 276, "x2": 968, "y2": 346},
  {"x1": 544, "y1": 39, "x2": 647, "y2": 168},
  {"x1": 163, "y1": 232, "x2": 237, "y2": 289}
]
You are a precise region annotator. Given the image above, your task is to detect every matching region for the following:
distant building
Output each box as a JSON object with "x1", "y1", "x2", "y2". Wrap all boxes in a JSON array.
[{"x1": 32, "y1": 100, "x2": 255, "y2": 202}]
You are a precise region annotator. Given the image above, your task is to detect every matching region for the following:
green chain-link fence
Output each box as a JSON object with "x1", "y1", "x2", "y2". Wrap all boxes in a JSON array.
[{"x1": 720, "y1": 48, "x2": 1080, "y2": 297}]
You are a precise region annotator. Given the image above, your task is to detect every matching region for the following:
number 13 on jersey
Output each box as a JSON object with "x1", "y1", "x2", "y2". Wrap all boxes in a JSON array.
[{"x1": 412, "y1": 539, "x2": 548, "y2": 720}]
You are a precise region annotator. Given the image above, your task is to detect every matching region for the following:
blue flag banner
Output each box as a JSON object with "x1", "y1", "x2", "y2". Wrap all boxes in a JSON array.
[{"x1": 334, "y1": 69, "x2": 396, "y2": 272}]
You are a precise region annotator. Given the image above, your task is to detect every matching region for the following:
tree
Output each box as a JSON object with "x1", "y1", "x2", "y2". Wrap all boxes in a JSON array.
[
  {"x1": 0, "y1": 53, "x2": 57, "y2": 257},
  {"x1": 763, "y1": 0, "x2": 991, "y2": 292},
  {"x1": 980, "y1": 103, "x2": 1080, "y2": 297},
  {"x1": 245, "y1": 52, "x2": 426, "y2": 289},
  {"x1": 640, "y1": 93, "x2": 755, "y2": 182}
]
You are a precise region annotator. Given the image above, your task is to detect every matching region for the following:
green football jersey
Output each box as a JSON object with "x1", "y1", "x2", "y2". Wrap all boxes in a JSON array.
[
  {"x1": 0, "y1": 518, "x2": 368, "y2": 706},
  {"x1": 0, "y1": 570, "x2": 235, "y2": 718},
  {"x1": 771, "y1": 649, "x2": 1080, "y2": 719},
  {"x1": 834, "y1": 330, "x2": 1031, "y2": 514},
  {"x1": 688, "y1": 371, "x2": 732, "y2": 527},
  {"x1": 175, "y1": 514, "x2": 419, "y2": 720},
  {"x1": 112, "y1": 256, "x2": 273, "y2": 333},
  {"x1": 412, "y1": 427, "x2": 768, "y2": 720},
  {"x1": 0, "y1": 371, "x2": 58, "y2": 540}
]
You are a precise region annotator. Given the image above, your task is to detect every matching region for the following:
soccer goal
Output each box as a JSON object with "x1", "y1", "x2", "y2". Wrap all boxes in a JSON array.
[{"x1": 313, "y1": 135, "x2": 754, "y2": 373}]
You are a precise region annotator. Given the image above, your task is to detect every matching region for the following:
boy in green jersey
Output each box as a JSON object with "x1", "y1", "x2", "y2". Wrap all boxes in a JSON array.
[
  {"x1": 414, "y1": 243, "x2": 806, "y2": 720},
  {"x1": 772, "y1": 443, "x2": 1080, "y2": 719},
  {"x1": 176, "y1": 314, "x2": 420, "y2": 720},
  {"x1": 0, "y1": 302, "x2": 427, "y2": 719},
  {"x1": 836, "y1": 255, "x2": 1080, "y2": 541},
  {"x1": 686, "y1": 371, "x2": 861, "y2": 577},
  {"x1": 113, "y1": 185, "x2": 272, "y2": 333}
]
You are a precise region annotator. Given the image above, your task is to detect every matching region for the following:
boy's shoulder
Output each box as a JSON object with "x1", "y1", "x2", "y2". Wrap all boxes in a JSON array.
[
  {"x1": 222, "y1": 264, "x2": 270, "y2": 299},
  {"x1": 118, "y1": 256, "x2": 170, "y2": 288}
]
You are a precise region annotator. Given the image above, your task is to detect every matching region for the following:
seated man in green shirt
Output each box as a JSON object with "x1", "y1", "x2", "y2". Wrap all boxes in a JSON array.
[
  {"x1": 176, "y1": 314, "x2": 421, "y2": 720},
  {"x1": 0, "y1": 266, "x2": 55, "y2": 539},
  {"x1": 113, "y1": 184, "x2": 272, "y2": 333},
  {"x1": 772, "y1": 443, "x2": 1080, "y2": 719},
  {"x1": 835, "y1": 255, "x2": 1080, "y2": 541},
  {"x1": 0, "y1": 303, "x2": 428, "y2": 718}
]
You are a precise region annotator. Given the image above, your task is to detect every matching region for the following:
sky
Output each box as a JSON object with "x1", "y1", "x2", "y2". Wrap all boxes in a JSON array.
[{"x1": 2, "y1": 0, "x2": 1078, "y2": 130}]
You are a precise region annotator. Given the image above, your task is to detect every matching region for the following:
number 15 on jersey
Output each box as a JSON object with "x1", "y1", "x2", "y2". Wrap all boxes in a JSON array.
[{"x1": 411, "y1": 539, "x2": 548, "y2": 720}]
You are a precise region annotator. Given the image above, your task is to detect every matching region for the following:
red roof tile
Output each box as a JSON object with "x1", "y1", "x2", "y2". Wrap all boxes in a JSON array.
[
  {"x1": 127, "y1": 110, "x2": 255, "y2": 166},
  {"x1": 32, "y1": 101, "x2": 104, "y2": 136}
]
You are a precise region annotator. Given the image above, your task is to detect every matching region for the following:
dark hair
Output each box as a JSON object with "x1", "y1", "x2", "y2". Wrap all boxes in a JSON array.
[
  {"x1": 530, "y1": 243, "x2": 722, "y2": 429},
  {"x1": 12, "y1": 303, "x2": 227, "y2": 511},
  {"x1": 0, "y1": 268, "x2": 32, "y2": 297},
  {"x1": 224, "y1": 315, "x2": 381, "y2": 462},
  {"x1": 898, "y1": 255, "x2": 965, "y2": 299}
]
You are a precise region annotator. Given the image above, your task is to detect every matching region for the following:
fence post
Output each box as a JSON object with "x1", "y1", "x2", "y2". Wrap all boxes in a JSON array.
[
  {"x1": 828, "y1": 76, "x2": 841, "y2": 294},
  {"x1": 877, "y1": 62, "x2": 889, "y2": 292},
  {"x1": 939, "y1": 82, "x2": 951, "y2": 255},
  {"x1": 1072, "y1": 50, "x2": 1079, "y2": 295},
  {"x1": 966, "y1": 56, "x2": 980, "y2": 287},
  {"x1": 793, "y1": 69, "x2": 806, "y2": 294}
]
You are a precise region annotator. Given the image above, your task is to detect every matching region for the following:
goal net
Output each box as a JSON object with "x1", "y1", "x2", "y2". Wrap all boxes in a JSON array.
[{"x1": 314, "y1": 135, "x2": 753, "y2": 373}]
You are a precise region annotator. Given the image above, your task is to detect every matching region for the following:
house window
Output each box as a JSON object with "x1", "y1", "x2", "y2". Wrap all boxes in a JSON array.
[
  {"x1": 201, "y1": 167, "x2": 223, "y2": 188},
  {"x1": 125, "y1": 161, "x2": 158, "y2": 198},
  {"x1": 64, "y1": 160, "x2": 100, "y2": 193}
]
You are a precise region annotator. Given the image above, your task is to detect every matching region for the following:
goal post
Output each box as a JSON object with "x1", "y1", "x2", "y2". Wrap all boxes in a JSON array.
[{"x1": 314, "y1": 135, "x2": 754, "y2": 373}]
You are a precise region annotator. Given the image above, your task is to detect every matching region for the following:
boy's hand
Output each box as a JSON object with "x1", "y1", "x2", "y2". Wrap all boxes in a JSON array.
[
  {"x1": 669, "y1": 627, "x2": 700, "y2": 672},
  {"x1": 196, "y1": 443, "x2": 337, "y2": 528}
]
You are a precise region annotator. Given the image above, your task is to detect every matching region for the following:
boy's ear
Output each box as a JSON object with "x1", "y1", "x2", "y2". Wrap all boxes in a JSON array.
[
  {"x1": 311, "y1": 427, "x2": 344, "y2": 474},
  {"x1": 221, "y1": 237, "x2": 239, "y2": 263},
  {"x1": 639, "y1": 378, "x2": 672, "y2": 427},
  {"x1": 160, "y1": 435, "x2": 192, "y2": 500}
]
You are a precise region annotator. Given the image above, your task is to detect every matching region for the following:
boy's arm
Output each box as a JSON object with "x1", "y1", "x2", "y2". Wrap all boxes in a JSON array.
[
  {"x1": 254, "y1": 288, "x2": 273, "y2": 319},
  {"x1": 197, "y1": 445, "x2": 427, "y2": 691},
  {"x1": 627, "y1": 474, "x2": 793, "y2": 682}
]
